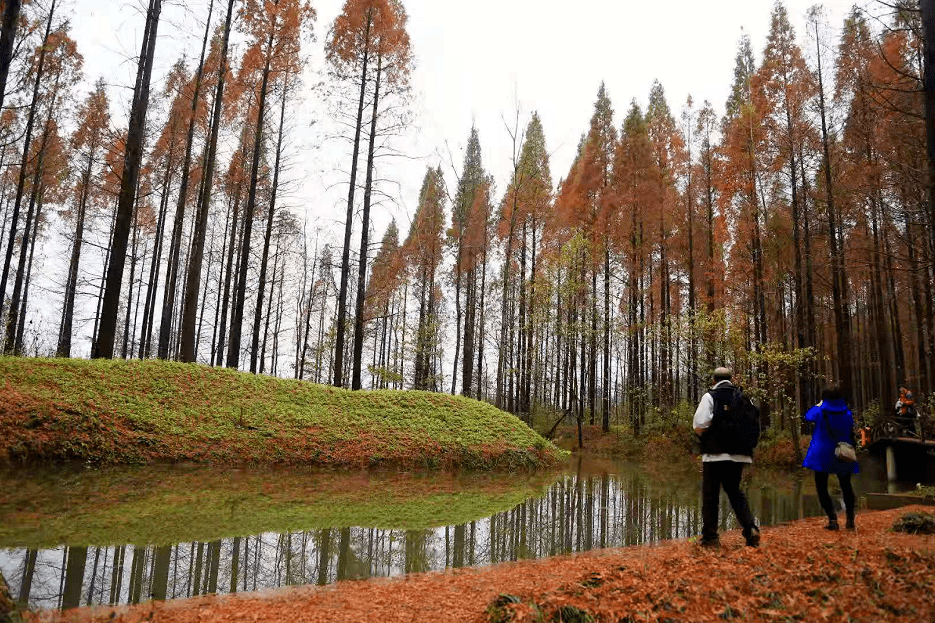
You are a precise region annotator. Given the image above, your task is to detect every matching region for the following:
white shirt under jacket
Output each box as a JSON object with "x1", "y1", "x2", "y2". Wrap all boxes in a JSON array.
[{"x1": 693, "y1": 380, "x2": 753, "y2": 464}]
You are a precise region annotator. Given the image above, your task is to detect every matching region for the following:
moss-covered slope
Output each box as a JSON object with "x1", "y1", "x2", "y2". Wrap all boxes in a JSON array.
[{"x1": 0, "y1": 357, "x2": 565, "y2": 469}]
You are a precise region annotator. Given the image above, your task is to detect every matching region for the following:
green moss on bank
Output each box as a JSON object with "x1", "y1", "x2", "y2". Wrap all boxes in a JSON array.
[
  {"x1": 0, "y1": 357, "x2": 565, "y2": 469},
  {"x1": 0, "y1": 466, "x2": 556, "y2": 548}
]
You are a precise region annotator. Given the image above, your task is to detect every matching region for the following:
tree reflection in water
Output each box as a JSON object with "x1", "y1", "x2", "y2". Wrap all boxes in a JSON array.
[{"x1": 0, "y1": 461, "x2": 880, "y2": 611}]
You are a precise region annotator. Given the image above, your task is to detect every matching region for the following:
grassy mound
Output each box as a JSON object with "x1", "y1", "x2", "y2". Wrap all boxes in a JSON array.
[
  {"x1": 0, "y1": 357, "x2": 565, "y2": 469},
  {"x1": 0, "y1": 466, "x2": 557, "y2": 548}
]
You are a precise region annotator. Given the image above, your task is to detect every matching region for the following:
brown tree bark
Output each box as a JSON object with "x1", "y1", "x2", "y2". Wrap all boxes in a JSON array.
[
  {"x1": 181, "y1": 0, "x2": 234, "y2": 363},
  {"x1": 227, "y1": 22, "x2": 275, "y2": 369},
  {"x1": 250, "y1": 68, "x2": 290, "y2": 373},
  {"x1": 0, "y1": 0, "x2": 55, "y2": 351},
  {"x1": 160, "y1": 0, "x2": 214, "y2": 360},
  {"x1": 94, "y1": 0, "x2": 161, "y2": 359},
  {"x1": 334, "y1": 10, "x2": 372, "y2": 387},
  {"x1": 0, "y1": 0, "x2": 21, "y2": 112},
  {"x1": 352, "y1": 52, "x2": 383, "y2": 389}
]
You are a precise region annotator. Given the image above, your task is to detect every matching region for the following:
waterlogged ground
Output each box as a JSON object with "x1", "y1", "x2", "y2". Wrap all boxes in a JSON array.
[{"x1": 0, "y1": 457, "x2": 896, "y2": 613}]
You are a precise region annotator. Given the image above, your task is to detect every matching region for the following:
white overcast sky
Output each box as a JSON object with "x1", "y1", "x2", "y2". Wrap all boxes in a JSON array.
[{"x1": 66, "y1": 0, "x2": 864, "y2": 248}]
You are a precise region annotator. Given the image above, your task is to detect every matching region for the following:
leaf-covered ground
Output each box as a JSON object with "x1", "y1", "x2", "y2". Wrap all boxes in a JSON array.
[
  {"x1": 0, "y1": 357, "x2": 564, "y2": 469},
  {"x1": 39, "y1": 506, "x2": 935, "y2": 622}
]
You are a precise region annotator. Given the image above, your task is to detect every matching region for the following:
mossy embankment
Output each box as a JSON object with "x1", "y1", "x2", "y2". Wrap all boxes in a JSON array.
[
  {"x1": 0, "y1": 466, "x2": 557, "y2": 548},
  {"x1": 0, "y1": 357, "x2": 565, "y2": 469}
]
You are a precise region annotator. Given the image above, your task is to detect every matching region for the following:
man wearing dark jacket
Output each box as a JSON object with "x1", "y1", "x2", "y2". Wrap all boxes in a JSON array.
[{"x1": 693, "y1": 367, "x2": 760, "y2": 547}]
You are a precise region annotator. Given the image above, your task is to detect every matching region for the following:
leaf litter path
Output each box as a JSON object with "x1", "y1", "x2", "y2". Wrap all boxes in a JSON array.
[{"x1": 40, "y1": 506, "x2": 935, "y2": 622}]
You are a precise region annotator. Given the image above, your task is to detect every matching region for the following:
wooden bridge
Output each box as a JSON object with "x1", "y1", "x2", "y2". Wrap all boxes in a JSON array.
[{"x1": 866, "y1": 433, "x2": 935, "y2": 482}]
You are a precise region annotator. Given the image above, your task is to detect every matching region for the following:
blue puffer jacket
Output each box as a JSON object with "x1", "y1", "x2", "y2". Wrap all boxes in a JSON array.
[{"x1": 803, "y1": 399, "x2": 860, "y2": 474}]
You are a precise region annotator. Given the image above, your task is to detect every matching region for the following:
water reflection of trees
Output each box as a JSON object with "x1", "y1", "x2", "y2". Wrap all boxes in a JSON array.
[{"x1": 1, "y1": 470, "x2": 828, "y2": 611}]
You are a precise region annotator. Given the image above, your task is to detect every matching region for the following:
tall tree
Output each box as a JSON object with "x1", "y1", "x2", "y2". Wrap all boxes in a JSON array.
[
  {"x1": 351, "y1": 0, "x2": 412, "y2": 389},
  {"x1": 58, "y1": 80, "x2": 111, "y2": 357},
  {"x1": 568, "y1": 85, "x2": 614, "y2": 426},
  {"x1": 226, "y1": 0, "x2": 315, "y2": 369},
  {"x1": 450, "y1": 127, "x2": 486, "y2": 396},
  {"x1": 7, "y1": 26, "x2": 81, "y2": 353},
  {"x1": 405, "y1": 166, "x2": 445, "y2": 390},
  {"x1": 761, "y1": 0, "x2": 817, "y2": 415},
  {"x1": 807, "y1": 5, "x2": 852, "y2": 397},
  {"x1": 328, "y1": 0, "x2": 374, "y2": 387},
  {"x1": 93, "y1": 0, "x2": 161, "y2": 359},
  {"x1": 250, "y1": 68, "x2": 296, "y2": 372},
  {"x1": 922, "y1": 0, "x2": 935, "y2": 258},
  {"x1": 181, "y1": 0, "x2": 235, "y2": 364},
  {"x1": 158, "y1": 2, "x2": 215, "y2": 360},
  {"x1": 0, "y1": 0, "x2": 21, "y2": 111},
  {"x1": 0, "y1": 0, "x2": 57, "y2": 352}
]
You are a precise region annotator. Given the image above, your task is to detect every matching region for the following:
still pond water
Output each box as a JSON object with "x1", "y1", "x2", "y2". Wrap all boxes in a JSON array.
[{"x1": 0, "y1": 455, "x2": 901, "y2": 612}]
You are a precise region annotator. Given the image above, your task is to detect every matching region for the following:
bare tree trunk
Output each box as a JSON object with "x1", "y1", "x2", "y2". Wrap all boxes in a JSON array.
[
  {"x1": 160, "y1": 0, "x2": 213, "y2": 361},
  {"x1": 352, "y1": 52, "x2": 383, "y2": 390},
  {"x1": 0, "y1": 0, "x2": 55, "y2": 350},
  {"x1": 0, "y1": 0, "x2": 21, "y2": 112},
  {"x1": 250, "y1": 68, "x2": 290, "y2": 373},
  {"x1": 334, "y1": 11, "x2": 372, "y2": 387},
  {"x1": 227, "y1": 24, "x2": 275, "y2": 370},
  {"x1": 215, "y1": 156, "x2": 246, "y2": 366},
  {"x1": 140, "y1": 154, "x2": 176, "y2": 358},
  {"x1": 195, "y1": 219, "x2": 214, "y2": 356},
  {"x1": 922, "y1": 0, "x2": 935, "y2": 260},
  {"x1": 58, "y1": 149, "x2": 95, "y2": 357},
  {"x1": 120, "y1": 206, "x2": 141, "y2": 359},
  {"x1": 181, "y1": 0, "x2": 233, "y2": 363},
  {"x1": 7, "y1": 122, "x2": 53, "y2": 353},
  {"x1": 15, "y1": 196, "x2": 42, "y2": 353},
  {"x1": 93, "y1": 0, "x2": 161, "y2": 359},
  {"x1": 814, "y1": 19, "x2": 852, "y2": 395},
  {"x1": 260, "y1": 242, "x2": 280, "y2": 374}
]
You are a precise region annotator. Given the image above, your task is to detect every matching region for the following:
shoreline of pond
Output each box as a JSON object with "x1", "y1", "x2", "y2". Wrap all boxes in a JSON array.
[
  {"x1": 22, "y1": 506, "x2": 934, "y2": 623},
  {"x1": 0, "y1": 357, "x2": 565, "y2": 471},
  {"x1": 2, "y1": 456, "x2": 910, "y2": 617}
]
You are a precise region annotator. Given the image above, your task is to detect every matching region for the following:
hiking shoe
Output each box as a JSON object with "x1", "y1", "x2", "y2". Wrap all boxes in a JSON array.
[
  {"x1": 745, "y1": 527, "x2": 761, "y2": 548},
  {"x1": 699, "y1": 538, "x2": 720, "y2": 548},
  {"x1": 846, "y1": 514, "x2": 855, "y2": 530},
  {"x1": 825, "y1": 519, "x2": 839, "y2": 531}
]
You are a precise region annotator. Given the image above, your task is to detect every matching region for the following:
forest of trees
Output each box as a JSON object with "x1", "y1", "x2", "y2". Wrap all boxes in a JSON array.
[{"x1": 0, "y1": 0, "x2": 933, "y2": 437}]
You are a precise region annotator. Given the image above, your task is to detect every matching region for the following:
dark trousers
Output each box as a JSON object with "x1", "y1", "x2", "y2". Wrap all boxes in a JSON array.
[
  {"x1": 701, "y1": 460, "x2": 757, "y2": 542},
  {"x1": 815, "y1": 471, "x2": 855, "y2": 520}
]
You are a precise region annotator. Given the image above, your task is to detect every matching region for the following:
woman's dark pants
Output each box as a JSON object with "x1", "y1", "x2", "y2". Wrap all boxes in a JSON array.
[
  {"x1": 815, "y1": 471, "x2": 855, "y2": 520},
  {"x1": 701, "y1": 460, "x2": 758, "y2": 544}
]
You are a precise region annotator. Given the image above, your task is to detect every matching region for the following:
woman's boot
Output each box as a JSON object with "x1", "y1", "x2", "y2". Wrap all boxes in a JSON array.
[
  {"x1": 825, "y1": 516, "x2": 839, "y2": 531},
  {"x1": 845, "y1": 510, "x2": 855, "y2": 530}
]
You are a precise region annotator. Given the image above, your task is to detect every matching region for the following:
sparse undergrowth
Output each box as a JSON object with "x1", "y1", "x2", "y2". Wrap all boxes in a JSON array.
[
  {"x1": 892, "y1": 511, "x2": 935, "y2": 535},
  {"x1": 0, "y1": 357, "x2": 565, "y2": 469}
]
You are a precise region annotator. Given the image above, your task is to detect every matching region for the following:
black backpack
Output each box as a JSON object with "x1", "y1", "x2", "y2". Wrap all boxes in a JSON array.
[{"x1": 708, "y1": 386, "x2": 761, "y2": 456}]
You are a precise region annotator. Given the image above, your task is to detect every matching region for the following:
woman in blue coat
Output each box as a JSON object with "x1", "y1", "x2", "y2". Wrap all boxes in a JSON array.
[{"x1": 803, "y1": 384, "x2": 859, "y2": 530}]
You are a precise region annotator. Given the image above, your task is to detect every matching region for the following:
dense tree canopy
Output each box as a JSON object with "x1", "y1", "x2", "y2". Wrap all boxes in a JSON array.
[{"x1": 0, "y1": 0, "x2": 932, "y2": 443}]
